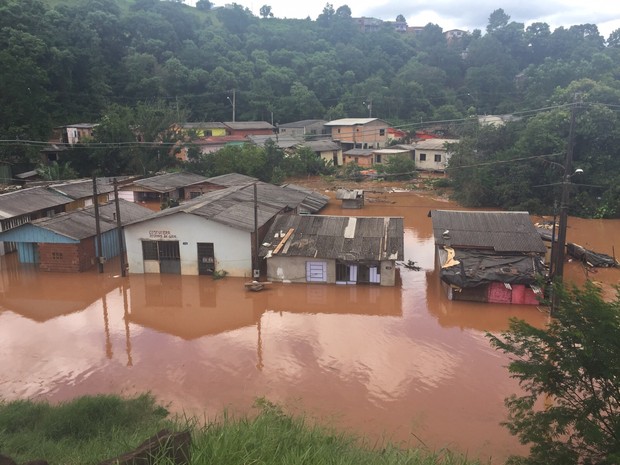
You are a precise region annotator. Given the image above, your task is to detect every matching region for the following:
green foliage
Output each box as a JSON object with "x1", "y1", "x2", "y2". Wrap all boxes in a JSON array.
[
  {"x1": 0, "y1": 393, "x2": 171, "y2": 464},
  {"x1": 0, "y1": 0, "x2": 619, "y2": 215},
  {"x1": 376, "y1": 154, "x2": 417, "y2": 180},
  {"x1": 339, "y1": 162, "x2": 364, "y2": 181},
  {"x1": 488, "y1": 282, "x2": 620, "y2": 465},
  {"x1": 36, "y1": 161, "x2": 78, "y2": 180}
]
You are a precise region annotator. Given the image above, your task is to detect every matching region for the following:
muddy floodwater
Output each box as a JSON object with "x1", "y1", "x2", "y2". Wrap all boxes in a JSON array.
[{"x1": 1, "y1": 190, "x2": 619, "y2": 464}]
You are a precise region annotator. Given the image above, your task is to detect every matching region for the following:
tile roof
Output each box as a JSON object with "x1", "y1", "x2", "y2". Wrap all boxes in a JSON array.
[
  {"x1": 430, "y1": 210, "x2": 547, "y2": 253},
  {"x1": 260, "y1": 214, "x2": 404, "y2": 261}
]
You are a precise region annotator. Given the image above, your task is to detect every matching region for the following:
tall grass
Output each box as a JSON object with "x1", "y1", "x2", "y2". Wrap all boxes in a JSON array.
[
  {"x1": 0, "y1": 395, "x2": 484, "y2": 465},
  {"x1": 0, "y1": 393, "x2": 172, "y2": 464},
  {"x1": 189, "y1": 398, "x2": 483, "y2": 465}
]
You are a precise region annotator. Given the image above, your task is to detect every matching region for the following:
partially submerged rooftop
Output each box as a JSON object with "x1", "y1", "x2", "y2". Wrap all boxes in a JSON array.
[
  {"x1": 260, "y1": 214, "x2": 404, "y2": 261},
  {"x1": 430, "y1": 210, "x2": 547, "y2": 253}
]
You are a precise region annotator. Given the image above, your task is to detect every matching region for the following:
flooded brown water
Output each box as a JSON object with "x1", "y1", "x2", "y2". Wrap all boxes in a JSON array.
[{"x1": 1, "y1": 190, "x2": 618, "y2": 464}]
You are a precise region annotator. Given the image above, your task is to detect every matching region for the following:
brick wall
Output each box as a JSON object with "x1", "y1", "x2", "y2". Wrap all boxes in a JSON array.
[{"x1": 38, "y1": 239, "x2": 96, "y2": 272}]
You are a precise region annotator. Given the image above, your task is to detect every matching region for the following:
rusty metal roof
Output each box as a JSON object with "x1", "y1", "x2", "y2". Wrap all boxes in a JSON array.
[
  {"x1": 0, "y1": 187, "x2": 73, "y2": 220},
  {"x1": 260, "y1": 215, "x2": 404, "y2": 261},
  {"x1": 131, "y1": 172, "x2": 210, "y2": 193},
  {"x1": 430, "y1": 210, "x2": 547, "y2": 253}
]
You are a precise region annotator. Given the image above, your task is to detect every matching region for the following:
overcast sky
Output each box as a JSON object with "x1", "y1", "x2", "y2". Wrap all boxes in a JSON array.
[{"x1": 204, "y1": 1, "x2": 620, "y2": 39}]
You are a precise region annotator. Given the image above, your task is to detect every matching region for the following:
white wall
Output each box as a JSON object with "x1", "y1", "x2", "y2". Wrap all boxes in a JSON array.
[{"x1": 124, "y1": 213, "x2": 252, "y2": 277}]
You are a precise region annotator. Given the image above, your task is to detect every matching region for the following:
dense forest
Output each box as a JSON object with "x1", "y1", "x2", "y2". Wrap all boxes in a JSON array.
[{"x1": 1, "y1": 0, "x2": 620, "y2": 216}]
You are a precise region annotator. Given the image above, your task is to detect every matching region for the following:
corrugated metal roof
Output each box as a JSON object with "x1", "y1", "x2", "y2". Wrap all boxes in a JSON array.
[
  {"x1": 49, "y1": 178, "x2": 114, "y2": 199},
  {"x1": 413, "y1": 139, "x2": 459, "y2": 150},
  {"x1": 131, "y1": 172, "x2": 210, "y2": 193},
  {"x1": 126, "y1": 182, "x2": 328, "y2": 232},
  {"x1": 260, "y1": 215, "x2": 404, "y2": 261},
  {"x1": 247, "y1": 134, "x2": 304, "y2": 148},
  {"x1": 430, "y1": 210, "x2": 547, "y2": 253},
  {"x1": 336, "y1": 189, "x2": 363, "y2": 200},
  {"x1": 278, "y1": 119, "x2": 326, "y2": 128},
  {"x1": 205, "y1": 173, "x2": 258, "y2": 187},
  {"x1": 180, "y1": 122, "x2": 227, "y2": 129},
  {"x1": 8, "y1": 200, "x2": 154, "y2": 241},
  {"x1": 303, "y1": 140, "x2": 340, "y2": 151},
  {"x1": 223, "y1": 121, "x2": 275, "y2": 130},
  {"x1": 0, "y1": 187, "x2": 73, "y2": 220},
  {"x1": 344, "y1": 149, "x2": 374, "y2": 156}
]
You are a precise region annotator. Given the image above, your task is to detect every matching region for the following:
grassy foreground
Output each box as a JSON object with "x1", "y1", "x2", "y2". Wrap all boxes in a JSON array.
[{"x1": 0, "y1": 394, "x2": 483, "y2": 465}]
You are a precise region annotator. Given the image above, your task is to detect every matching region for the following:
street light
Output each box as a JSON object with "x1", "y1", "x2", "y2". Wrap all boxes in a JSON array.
[{"x1": 227, "y1": 89, "x2": 236, "y2": 122}]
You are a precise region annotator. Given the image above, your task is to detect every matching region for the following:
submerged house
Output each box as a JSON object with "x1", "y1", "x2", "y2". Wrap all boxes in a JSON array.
[
  {"x1": 429, "y1": 210, "x2": 547, "y2": 304},
  {"x1": 260, "y1": 215, "x2": 404, "y2": 286},
  {"x1": 123, "y1": 182, "x2": 329, "y2": 277},
  {"x1": 336, "y1": 189, "x2": 364, "y2": 209},
  {"x1": 0, "y1": 200, "x2": 153, "y2": 272}
]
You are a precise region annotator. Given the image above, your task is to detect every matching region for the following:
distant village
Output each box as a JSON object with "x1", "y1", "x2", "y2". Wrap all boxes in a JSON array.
[{"x1": 0, "y1": 115, "x2": 565, "y2": 306}]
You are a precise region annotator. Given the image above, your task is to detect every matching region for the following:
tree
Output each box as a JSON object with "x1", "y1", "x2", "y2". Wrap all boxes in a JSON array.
[
  {"x1": 334, "y1": 5, "x2": 351, "y2": 19},
  {"x1": 195, "y1": 0, "x2": 212, "y2": 11},
  {"x1": 396, "y1": 14, "x2": 406, "y2": 23},
  {"x1": 259, "y1": 5, "x2": 273, "y2": 18},
  {"x1": 376, "y1": 154, "x2": 416, "y2": 180},
  {"x1": 488, "y1": 282, "x2": 620, "y2": 465},
  {"x1": 316, "y1": 3, "x2": 334, "y2": 25}
]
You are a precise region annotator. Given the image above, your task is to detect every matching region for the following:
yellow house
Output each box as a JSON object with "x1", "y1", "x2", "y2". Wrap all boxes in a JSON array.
[{"x1": 324, "y1": 118, "x2": 389, "y2": 152}]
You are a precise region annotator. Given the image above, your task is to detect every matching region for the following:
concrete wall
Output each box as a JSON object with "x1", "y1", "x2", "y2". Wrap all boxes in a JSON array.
[
  {"x1": 266, "y1": 256, "x2": 397, "y2": 286},
  {"x1": 266, "y1": 256, "x2": 336, "y2": 284},
  {"x1": 379, "y1": 260, "x2": 397, "y2": 286},
  {"x1": 124, "y1": 213, "x2": 252, "y2": 277}
]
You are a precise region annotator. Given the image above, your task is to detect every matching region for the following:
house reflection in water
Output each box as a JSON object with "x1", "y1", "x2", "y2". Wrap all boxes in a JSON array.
[{"x1": 126, "y1": 275, "x2": 402, "y2": 341}]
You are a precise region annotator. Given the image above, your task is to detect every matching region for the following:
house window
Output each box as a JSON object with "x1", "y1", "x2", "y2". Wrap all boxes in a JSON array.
[
  {"x1": 306, "y1": 261, "x2": 327, "y2": 282},
  {"x1": 52, "y1": 252, "x2": 63, "y2": 260},
  {"x1": 142, "y1": 241, "x2": 159, "y2": 260},
  {"x1": 375, "y1": 154, "x2": 382, "y2": 163},
  {"x1": 419, "y1": 153, "x2": 427, "y2": 161},
  {"x1": 379, "y1": 129, "x2": 385, "y2": 136},
  {"x1": 337, "y1": 128, "x2": 341, "y2": 133},
  {"x1": 434, "y1": 154, "x2": 442, "y2": 162},
  {"x1": 190, "y1": 191, "x2": 202, "y2": 199}
]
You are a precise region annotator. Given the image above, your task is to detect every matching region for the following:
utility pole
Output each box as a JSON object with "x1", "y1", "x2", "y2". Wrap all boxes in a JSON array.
[
  {"x1": 92, "y1": 176, "x2": 104, "y2": 273},
  {"x1": 253, "y1": 182, "x2": 259, "y2": 279},
  {"x1": 551, "y1": 97, "x2": 579, "y2": 314},
  {"x1": 227, "y1": 89, "x2": 236, "y2": 122},
  {"x1": 113, "y1": 178, "x2": 127, "y2": 277}
]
